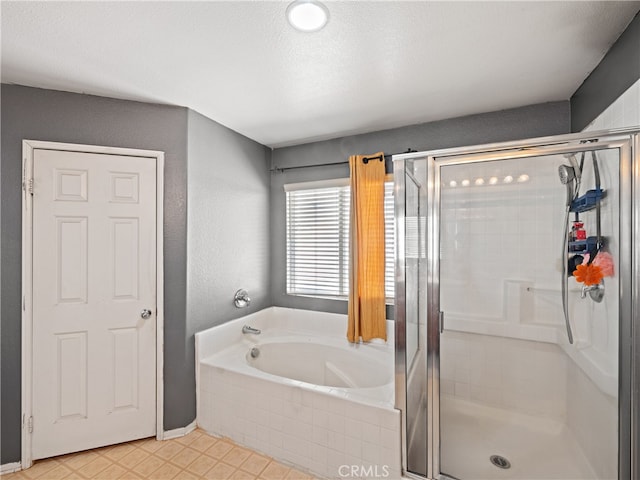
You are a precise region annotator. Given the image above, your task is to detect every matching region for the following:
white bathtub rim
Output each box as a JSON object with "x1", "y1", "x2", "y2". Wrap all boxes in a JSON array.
[
  {"x1": 200, "y1": 343, "x2": 395, "y2": 409},
  {"x1": 247, "y1": 341, "x2": 391, "y2": 388},
  {"x1": 195, "y1": 306, "x2": 395, "y2": 354},
  {"x1": 196, "y1": 307, "x2": 396, "y2": 410},
  {"x1": 200, "y1": 334, "x2": 395, "y2": 410},
  {"x1": 201, "y1": 334, "x2": 392, "y2": 385},
  {"x1": 199, "y1": 360, "x2": 395, "y2": 411}
]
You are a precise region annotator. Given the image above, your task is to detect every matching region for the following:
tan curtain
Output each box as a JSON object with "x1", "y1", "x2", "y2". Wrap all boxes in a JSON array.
[{"x1": 347, "y1": 152, "x2": 387, "y2": 343}]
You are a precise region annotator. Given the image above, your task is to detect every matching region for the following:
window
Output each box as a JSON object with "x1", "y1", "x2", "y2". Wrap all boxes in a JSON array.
[{"x1": 285, "y1": 179, "x2": 395, "y2": 300}]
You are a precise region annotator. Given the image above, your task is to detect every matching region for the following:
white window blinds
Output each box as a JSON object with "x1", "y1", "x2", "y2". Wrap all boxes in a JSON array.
[
  {"x1": 285, "y1": 180, "x2": 395, "y2": 300},
  {"x1": 383, "y1": 182, "x2": 395, "y2": 299}
]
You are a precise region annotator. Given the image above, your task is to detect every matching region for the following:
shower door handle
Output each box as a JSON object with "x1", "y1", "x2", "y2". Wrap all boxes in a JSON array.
[{"x1": 439, "y1": 311, "x2": 445, "y2": 334}]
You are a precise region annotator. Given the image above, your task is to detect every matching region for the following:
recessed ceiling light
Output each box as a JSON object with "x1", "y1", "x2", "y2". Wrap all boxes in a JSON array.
[
  {"x1": 474, "y1": 178, "x2": 485, "y2": 186},
  {"x1": 489, "y1": 176, "x2": 498, "y2": 185},
  {"x1": 461, "y1": 179, "x2": 470, "y2": 187},
  {"x1": 449, "y1": 180, "x2": 457, "y2": 187},
  {"x1": 286, "y1": 0, "x2": 329, "y2": 32},
  {"x1": 503, "y1": 175, "x2": 514, "y2": 184},
  {"x1": 517, "y1": 174, "x2": 530, "y2": 183}
]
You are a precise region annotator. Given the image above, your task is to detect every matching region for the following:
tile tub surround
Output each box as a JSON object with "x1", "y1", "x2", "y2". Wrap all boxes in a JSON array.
[{"x1": 195, "y1": 307, "x2": 401, "y2": 479}]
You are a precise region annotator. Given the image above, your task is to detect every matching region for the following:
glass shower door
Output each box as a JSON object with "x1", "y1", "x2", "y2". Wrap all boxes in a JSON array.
[
  {"x1": 394, "y1": 157, "x2": 428, "y2": 478},
  {"x1": 435, "y1": 147, "x2": 625, "y2": 480}
]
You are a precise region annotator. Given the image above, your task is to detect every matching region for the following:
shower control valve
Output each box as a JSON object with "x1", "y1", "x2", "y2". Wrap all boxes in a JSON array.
[
  {"x1": 234, "y1": 289, "x2": 251, "y2": 308},
  {"x1": 581, "y1": 282, "x2": 604, "y2": 303}
]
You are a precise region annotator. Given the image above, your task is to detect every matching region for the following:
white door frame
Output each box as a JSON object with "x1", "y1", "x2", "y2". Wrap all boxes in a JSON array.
[{"x1": 21, "y1": 140, "x2": 165, "y2": 468}]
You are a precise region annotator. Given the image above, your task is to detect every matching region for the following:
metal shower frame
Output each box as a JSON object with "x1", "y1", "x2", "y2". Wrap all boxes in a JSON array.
[{"x1": 393, "y1": 126, "x2": 639, "y2": 480}]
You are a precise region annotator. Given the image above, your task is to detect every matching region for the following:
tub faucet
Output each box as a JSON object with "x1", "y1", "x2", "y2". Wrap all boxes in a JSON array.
[{"x1": 242, "y1": 325, "x2": 261, "y2": 335}]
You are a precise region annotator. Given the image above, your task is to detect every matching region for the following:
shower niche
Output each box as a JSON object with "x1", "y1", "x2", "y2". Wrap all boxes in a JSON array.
[{"x1": 394, "y1": 128, "x2": 639, "y2": 480}]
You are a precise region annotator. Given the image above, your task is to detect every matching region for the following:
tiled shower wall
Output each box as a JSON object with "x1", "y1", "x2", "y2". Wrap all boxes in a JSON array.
[
  {"x1": 438, "y1": 82, "x2": 638, "y2": 478},
  {"x1": 439, "y1": 156, "x2": 568, "y2": 337},
  {"x1": 565, "y1": 78, "x2": 640, "y2": 480},
  {"x1": 438, "y1": 156, "x2": 578, "y2": 419},
  {"x1": 440, "y1": 332, "x2": 568, "y2": 420}
]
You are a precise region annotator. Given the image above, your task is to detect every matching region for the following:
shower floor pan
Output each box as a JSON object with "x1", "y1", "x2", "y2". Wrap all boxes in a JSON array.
[{"x1": 439, "y1": 396, "x2": 604, "y2": 480}]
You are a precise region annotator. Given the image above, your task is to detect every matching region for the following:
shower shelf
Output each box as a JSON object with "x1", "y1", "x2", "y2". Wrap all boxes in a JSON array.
[
  {"x1": 568, "y1": 236, "x2": 604, "y2": 254},
  {"x1": 570, "y1": 189, "x2": 606, "y2": 213}
]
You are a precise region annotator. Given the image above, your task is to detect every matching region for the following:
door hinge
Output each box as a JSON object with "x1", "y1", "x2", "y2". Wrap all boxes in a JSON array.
[
  {"x1": 21, "y1": 164, "x2": 33, "y2": 195},
  {"x1": 22, "y1": 177, "x2": 33, "y2": 195},
  {"x1": 439, "y1": 311, "x2": 445, "y2": 334},
  {"x1": 24, "y1": 415, "x2": 33, "y2": 433},
  {"x1": 22, "y1": 296, "x2": 26, "y2": 312}
]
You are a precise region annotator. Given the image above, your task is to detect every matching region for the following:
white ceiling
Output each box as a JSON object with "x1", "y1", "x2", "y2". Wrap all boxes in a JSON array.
[{"x1": 2, "y1": 1, "x2": 639, "y2": 148}]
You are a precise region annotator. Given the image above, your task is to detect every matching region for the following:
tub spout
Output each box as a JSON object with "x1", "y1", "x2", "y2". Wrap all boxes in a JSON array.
[{"x1": 242, "y1": 325, "x2": 261, "y2": 335}]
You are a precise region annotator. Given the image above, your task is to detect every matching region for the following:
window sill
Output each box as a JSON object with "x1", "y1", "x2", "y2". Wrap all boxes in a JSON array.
[{"x1": 285, "y1": 293, "x2": 395, "y2": 306}]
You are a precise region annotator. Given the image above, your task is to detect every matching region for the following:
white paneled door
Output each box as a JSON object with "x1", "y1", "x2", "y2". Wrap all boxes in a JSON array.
[{"x1": 31, "y1": 148, "x2": 157, "y2": 459}]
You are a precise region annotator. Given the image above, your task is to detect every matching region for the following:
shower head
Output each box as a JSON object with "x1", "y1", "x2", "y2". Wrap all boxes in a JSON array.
[
  {"x1": 564, "y1": 154, "x2": 582, "y2": 183},
  {"x1": 558, "y1": 164, "x2": 575, "y2": 185},
  {"x1": 558, "y1": 164, "x2": 576, "y2": 207}
]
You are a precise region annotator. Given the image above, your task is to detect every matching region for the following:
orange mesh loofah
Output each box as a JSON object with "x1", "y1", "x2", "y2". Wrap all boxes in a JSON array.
[
  {"x1": 582, "y1": 251, "x2": 615, "y2": 277},
  {"x1": 573, "y1": 263, "x2": 603, "y2": 286}
]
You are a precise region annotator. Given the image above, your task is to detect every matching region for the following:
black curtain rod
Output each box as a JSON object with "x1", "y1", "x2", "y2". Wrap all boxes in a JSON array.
[
  {"x1": 362, "y1": 154, "x2": 383, "y2": 164},
  {"x1": 271, "y1": 149, "x2": 416, "y2": 173}
]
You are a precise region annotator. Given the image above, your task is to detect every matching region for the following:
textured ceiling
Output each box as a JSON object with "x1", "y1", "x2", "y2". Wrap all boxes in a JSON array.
[{"x1": 2, "y1": 1, "x2": 639, "y2": 147}]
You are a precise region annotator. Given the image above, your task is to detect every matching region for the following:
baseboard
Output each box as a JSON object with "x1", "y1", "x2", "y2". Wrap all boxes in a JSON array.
[
  {"x1": 0, "y1": 462, "x2": 21, "y2": 475},
  {"x1": 162, "y1": 420, "x2": 197, "y2": 440}
]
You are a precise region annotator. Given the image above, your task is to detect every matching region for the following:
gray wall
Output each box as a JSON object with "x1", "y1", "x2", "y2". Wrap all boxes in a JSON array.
[
  {"x1": 571, "y1": 11, "x2": 640, "y2": 131},
  {"x1": 185, "y1": 109, "x2": 271, "y2": 405},
  {"x1": 270, "y1": 102, "x2": 571, "y2": 315},
  {"x1": 0, "y1": 85, "x2": 191, "y2": 463},
  {"x1": 0, "y1": 87, "x2": 273, "y2": 463}
]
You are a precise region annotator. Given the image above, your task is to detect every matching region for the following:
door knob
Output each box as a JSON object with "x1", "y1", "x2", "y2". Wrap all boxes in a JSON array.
[{"x1": 141, "y1": 309, "x2": 152, "y2": 319}]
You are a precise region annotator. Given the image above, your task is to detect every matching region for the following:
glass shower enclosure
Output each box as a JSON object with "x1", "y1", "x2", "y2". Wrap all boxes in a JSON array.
[{"x1": 394, "y1": 128, "x2": 639, "y2": 480}]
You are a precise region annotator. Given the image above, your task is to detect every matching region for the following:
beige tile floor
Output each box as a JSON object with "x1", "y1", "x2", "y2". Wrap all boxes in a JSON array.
[{"x1": 4, "y1": 429, "x2": 317, "y2": 480}]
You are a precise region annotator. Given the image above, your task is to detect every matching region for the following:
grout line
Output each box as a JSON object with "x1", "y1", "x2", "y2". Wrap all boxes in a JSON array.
[{"x1": 4, "y1": 429, "x2": 316, "y2": 480}]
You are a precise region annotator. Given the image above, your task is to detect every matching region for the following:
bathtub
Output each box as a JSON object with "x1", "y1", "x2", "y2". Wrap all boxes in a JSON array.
[{"x1": 196, "y1": 307, "x2": 401, "y2": 479}]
